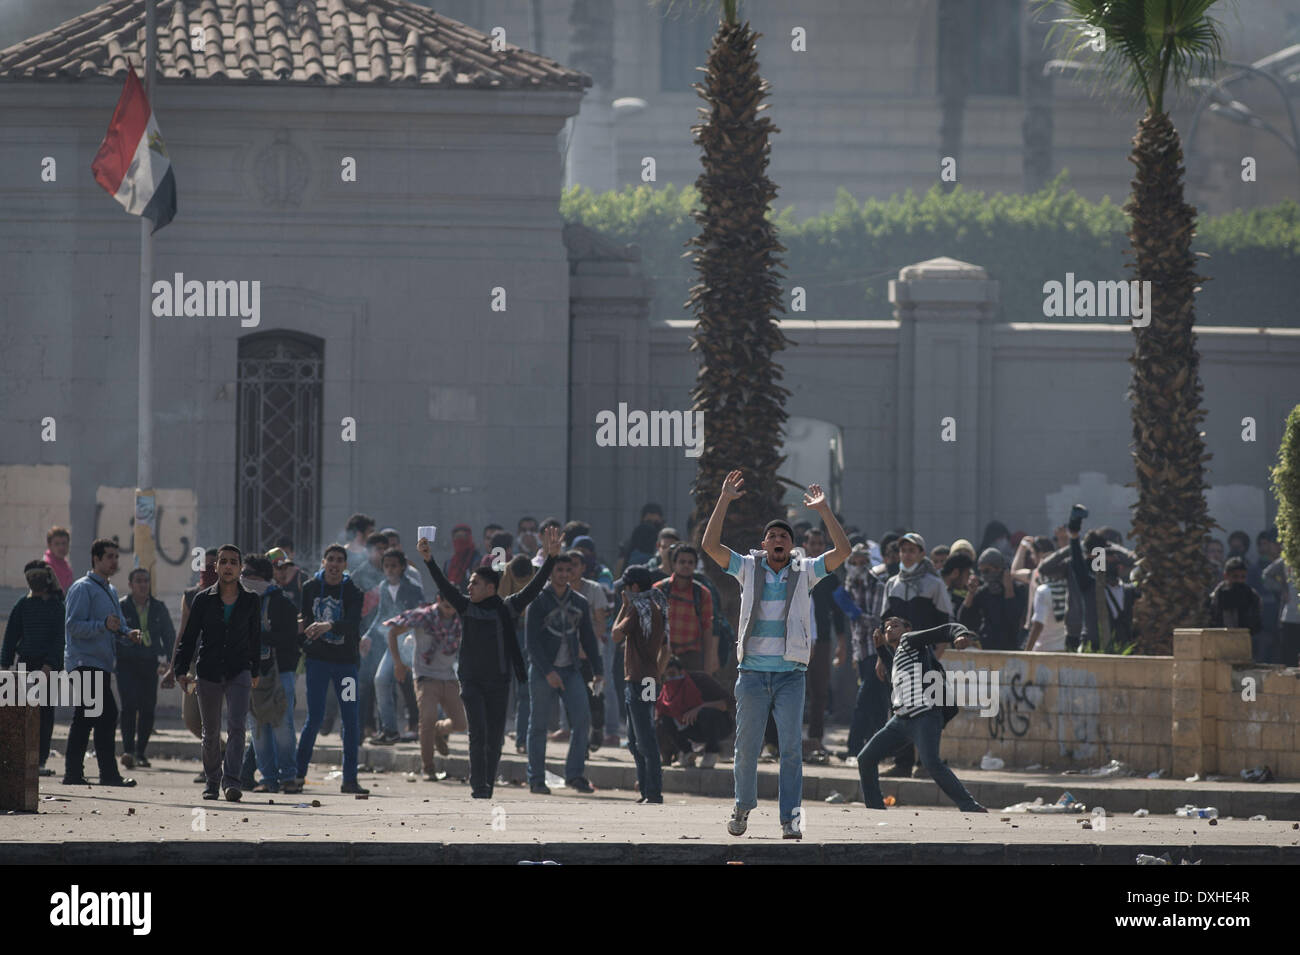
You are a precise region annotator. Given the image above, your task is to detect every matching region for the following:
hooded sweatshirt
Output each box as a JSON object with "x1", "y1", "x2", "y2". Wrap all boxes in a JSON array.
[
  {"x1": 883, "y1": 557, "x2": 953, "y2": 632},
  {"x1": 300, "y1": 570, "x2": 364, "y2": 664}
]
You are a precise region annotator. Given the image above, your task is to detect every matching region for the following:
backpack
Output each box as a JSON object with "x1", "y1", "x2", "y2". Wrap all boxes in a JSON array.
[{"x1": 249, "y1": 655, "x2": 287, "y2": 726}]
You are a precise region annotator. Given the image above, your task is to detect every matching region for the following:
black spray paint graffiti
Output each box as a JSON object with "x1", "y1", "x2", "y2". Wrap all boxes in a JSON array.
[
  {"x1": 988, "y1": 671, "x2": 1037, "y2": 741},
  {"x1": 93, "y1": 501, "x2": 191, "y2": 566}
]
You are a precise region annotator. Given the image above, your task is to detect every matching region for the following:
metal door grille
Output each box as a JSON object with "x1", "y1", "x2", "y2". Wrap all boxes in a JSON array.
[{"x1": 235, "y1": 332, "x2": 323, "y2": 559}]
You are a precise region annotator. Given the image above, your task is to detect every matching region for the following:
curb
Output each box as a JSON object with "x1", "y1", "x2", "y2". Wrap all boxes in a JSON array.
[{"x1": 3, "y1": 840, "x2": 1297, "y2": 865}]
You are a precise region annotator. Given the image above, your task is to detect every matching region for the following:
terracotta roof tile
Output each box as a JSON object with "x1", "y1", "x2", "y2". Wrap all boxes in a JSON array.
[{"x1": 0, "y1": 0, "x2": 589, "y2": 90}]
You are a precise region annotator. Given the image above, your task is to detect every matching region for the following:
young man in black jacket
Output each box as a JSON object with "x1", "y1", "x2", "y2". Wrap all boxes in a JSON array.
[
  {"x1": 296, "y1": 543, "x2": 367, "y2": 795},
  {"x1": 857, "y1": 617, "x2": 986, "y2": 813},
  {"x1": 417, "y1": 525, "x2": 561, "y2": 798},
  {"x1": 173, "y1": 545, "x2": 261, "y2": 802},
  {"x1": 117, "y1": 568, "x2": 175, "y2": 769},
  {"x1": 2, "y1": 560, "x2": 66, "y2": 776}
]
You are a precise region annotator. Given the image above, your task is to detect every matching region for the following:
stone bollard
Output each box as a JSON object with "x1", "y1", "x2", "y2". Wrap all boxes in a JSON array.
[
  {"x1": 1171, "y1": 628, "x2": 1252, "y2": 779},
  {"x1": 0, "y1": 702, "x2": 39, "y2": 811}
]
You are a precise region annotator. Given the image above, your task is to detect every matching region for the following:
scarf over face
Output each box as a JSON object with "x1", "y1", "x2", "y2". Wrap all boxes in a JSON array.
[{"x1": 447, "y1": 523, "x2": 476, "y2": 585}]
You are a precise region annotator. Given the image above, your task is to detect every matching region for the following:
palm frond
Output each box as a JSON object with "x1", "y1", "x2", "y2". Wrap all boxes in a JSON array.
[{"x1": 1037, "y1": 0, "x2": 1227, "y2": 112}]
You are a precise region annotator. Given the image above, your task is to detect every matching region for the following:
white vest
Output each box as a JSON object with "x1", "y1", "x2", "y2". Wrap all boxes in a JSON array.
[{"x1": 734, "y1": 551, "x2": 818, "y2": 666}]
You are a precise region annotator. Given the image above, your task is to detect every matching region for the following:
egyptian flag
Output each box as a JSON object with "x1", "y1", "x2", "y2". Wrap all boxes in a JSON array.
[{"x1": 91, "y1": 64, "x2": 177, "y2": 233}]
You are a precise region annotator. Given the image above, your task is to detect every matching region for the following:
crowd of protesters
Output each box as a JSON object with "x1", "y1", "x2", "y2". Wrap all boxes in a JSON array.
[{"x1": 3, "y1": 498, "x2": 1297, "y2": 832}]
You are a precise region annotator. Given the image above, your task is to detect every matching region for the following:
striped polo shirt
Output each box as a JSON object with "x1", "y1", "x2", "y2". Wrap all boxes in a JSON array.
[{"x1": 727, "y1": 549, "x2": 828, "y2": 672}]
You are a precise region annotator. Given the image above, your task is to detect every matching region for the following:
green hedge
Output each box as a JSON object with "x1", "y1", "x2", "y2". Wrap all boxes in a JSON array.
[
  {"x1": 1274, "y1": 404, "x2": 1300, "y2": 578},
  {"x1": 560, "y1": 176, "x2": 1300, "y2": 325}
]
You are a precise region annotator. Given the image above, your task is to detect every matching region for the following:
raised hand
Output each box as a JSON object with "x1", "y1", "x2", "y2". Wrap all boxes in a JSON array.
[
  {"x1": 416, "y1": 537, "x2": 432, "y2": 562},
  {"x1": 803, "y1": 484, "x2": 827, "y2": 510},
  {"x1": 542, "y1": 525, "x2": 563, "y2": 556},
  {"x1": 720, "y1": 470, "x2": 745, "y2": 501}
]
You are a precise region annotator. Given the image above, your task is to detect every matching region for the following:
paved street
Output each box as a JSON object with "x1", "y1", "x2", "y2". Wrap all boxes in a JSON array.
[{"x1": 6, "y1": 729, "x2": 1300, "y2": 863}]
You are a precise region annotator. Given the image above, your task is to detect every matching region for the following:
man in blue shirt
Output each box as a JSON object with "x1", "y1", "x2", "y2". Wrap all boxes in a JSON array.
[
  {"x1": 63, "y1": 538, "x2": 141, "y2": 787},
  {"x1": 701, "y1": 471, "x2": 850, "y2": 840}
]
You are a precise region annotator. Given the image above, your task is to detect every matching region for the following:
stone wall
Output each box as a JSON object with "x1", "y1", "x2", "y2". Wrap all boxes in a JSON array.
[
  {"x1": 939, "y1": 647, "x2": 1173, "y2": 772},
  {"x1": 937, "y1": 629, "x2": 1300, "y2": 779}
]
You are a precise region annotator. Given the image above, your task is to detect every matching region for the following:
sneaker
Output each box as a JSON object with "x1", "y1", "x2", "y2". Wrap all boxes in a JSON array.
[
  {"x1": 782, "y1": 820, "x2": 803, "y2": 840},
  {"x1": 224, "y1": 787, "x2": 242, "y2": 802},
  {"x1": 727, "y1": 806, "x2": 750, "y2": 837},
  {"x1": 253, "y1": 783, "x2": 278, "y2": 793},
  {"x1": 470, "y1": 790, "x2": 492, "y2": 799},
  {"x1": 912, "y1": 764, "x2": 932, "y2": 779},
  {"x1": 120, "y1": 753, "x2": 135, "y2": 770},
  {"x1": 202, "y1": 785, "x2": 219, "y2": 800},
  {"x1": 134, "y1": 754, "x2": 151, "y2": 768},
  {"x1": 368, "y1": 731, "x2": 399, "y2": 746},
  {"x1": 281, "y1": 780, "x2": 302, "y2": 794},
  {"x1": 566, "y1": 776, "x2": 595, "y2": 793},
  {"x1": 700, "y1": 752, "x2": 718, "y2": 769},
  {"x1": 515, "y1": 744, "x2": 527, "y2": 755},
  {"x1": 643, "y1": 794, "x2": 664, "y2": 804},
  {"x1": 340, "y1": 781, "x2": 370, "y2": 795},
  {"x1": 530, "y1": 781, "x2": 551, "y2": 795},
  {"x1": 61, "y1": 775, "x2": 90, "y2": 786},
  {"x1": 99, "y1": 776, "x2": 137, "y2": 788},
  {"x1": 548, "y1": 729, "x2": 570, "y2": 742},
  {"x1": 678, "y1": 750, "x2": 696, "y2": 768},
  {"x1": 434, "y1": 730, "x2": 450, "y2": 756},
  {"x1": 38, "y1": 767, "x2": 55, "y2": 777},
  {"x1": 635, "y1": 796, "x2": 647, "y2": 804}
]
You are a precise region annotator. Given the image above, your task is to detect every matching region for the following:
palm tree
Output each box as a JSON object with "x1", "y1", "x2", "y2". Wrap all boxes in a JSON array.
[
  {"x1": 684, "y1": 0, "x2": 790, "y2": 574},
  {"x1": 1043, "y1": 1, "x2": 1225, "y2": 654}
]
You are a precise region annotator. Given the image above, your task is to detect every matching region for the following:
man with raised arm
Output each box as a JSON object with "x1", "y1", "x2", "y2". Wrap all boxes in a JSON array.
[
  {"x1": 416, "y1": 525, "x2": 561, "y2": 798},
  {"x1": 700, "y1": 471, "x2": 851, "y2": 840}
]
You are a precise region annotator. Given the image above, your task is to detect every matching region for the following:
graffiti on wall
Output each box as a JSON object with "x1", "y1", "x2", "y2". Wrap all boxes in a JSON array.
[
  {"x1": 987, "y1": 657, "x2": 1045, "y2": 741},
  {"x1": 93, "y1": 487, "x2": 198, "y2": 602}
]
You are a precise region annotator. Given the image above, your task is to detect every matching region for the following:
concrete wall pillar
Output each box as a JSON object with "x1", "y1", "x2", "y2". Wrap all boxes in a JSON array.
[
  {"x1": 1171, "y1": 627, "x2": 1253, "y2": 778},
  {"x1": 888, "y1": 257, "x2": 999, "y2": 544}
]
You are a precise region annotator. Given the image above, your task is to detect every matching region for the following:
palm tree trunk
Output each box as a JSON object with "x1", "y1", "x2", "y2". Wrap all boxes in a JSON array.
[
  {"x1": 1127, "y1": 110, "x2": 1214, "y2": 654},
  {"x1": 686, "y1": 12, "x2": 789, "y2": 569}
]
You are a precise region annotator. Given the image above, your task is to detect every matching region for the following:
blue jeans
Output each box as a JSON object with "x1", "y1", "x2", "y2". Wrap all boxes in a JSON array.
[
  {"x1": 253, "y1": 671, "x2": 298, "y2": 787},
  {"x1": 527, "y1": 664, "x2": 589, "y2": 784},
  {"x1": 374, "y1": 648, "x2": 404, "y2": 736},
  {"x1": 857, "y1": 710, "x2": 981, "y2": 811},
  {"x1": 296, "y1": 658, "x2": 360, "y2": 784},
  {"x1": 624, "y1": 683, "x2": 662, "y2": 800},
  {"x1": 847, "y1": 657, "x2": 890, "y2": 755},
  {"x1": 733, "y1": 668, "x2": 805, "y2": 824}
]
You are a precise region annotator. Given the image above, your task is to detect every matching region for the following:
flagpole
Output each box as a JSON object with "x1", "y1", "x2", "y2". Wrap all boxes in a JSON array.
[{"x1": 135, "y1": 0, "x2": 158, "y2": 593}]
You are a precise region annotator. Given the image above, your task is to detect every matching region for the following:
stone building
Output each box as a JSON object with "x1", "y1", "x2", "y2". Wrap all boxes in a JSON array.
[{"x1": 1, "y1": 0, "x2": 1297, "y2": 619}]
